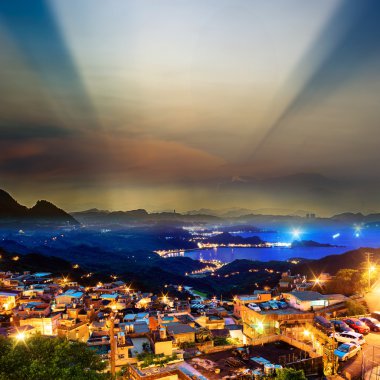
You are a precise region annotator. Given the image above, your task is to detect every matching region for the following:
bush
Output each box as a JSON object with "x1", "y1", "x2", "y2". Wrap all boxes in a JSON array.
[
  {"x1": 344, "y1": 300, "x2": 367, "y2": 316},
  {"x1": 0, "y1": 335, "x2": 108, "y2": 380},
  {"x1": 276, "y1": 368, "x2": 306, "y2": 380}
]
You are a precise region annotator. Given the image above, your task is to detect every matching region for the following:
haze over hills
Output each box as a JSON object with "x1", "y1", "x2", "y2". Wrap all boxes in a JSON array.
[
  {"x1": 0, "y1": 189, "x2": 78, "y2": 225},
  {"x1": 2, "y1": 188, "x2": 380, "y2": 228}
]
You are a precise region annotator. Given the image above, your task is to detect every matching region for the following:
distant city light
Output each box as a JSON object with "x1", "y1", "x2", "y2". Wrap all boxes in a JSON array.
[
  {"x1": 291, "y1": 228, "x2": 302, "y2": 240},
  {"x1": 354, "y1": 224, "x2": 363, "y2": 238}
]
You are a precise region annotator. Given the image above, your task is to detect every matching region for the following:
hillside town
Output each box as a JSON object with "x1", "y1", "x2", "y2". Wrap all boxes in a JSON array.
[{"x1": 1, "y1": 268, "x2": 379, "y2": 380}]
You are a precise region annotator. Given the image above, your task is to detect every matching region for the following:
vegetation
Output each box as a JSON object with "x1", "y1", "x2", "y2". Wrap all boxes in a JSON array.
[
  {"x1": 213, "y1": 336, "x2": 229, "y2": 346},
  {"x1": 325, "y1": 269, "x2": 367, "y2": 295},
  {"x1": 196, "y1": 327, "x2": 213, "y2": 342},
  {"x1": 0, "y1": 335, "x2": 108, "y2": 380},
  {"x1": 344, "y1": 299, "x2": 368, "y2": 316},
  {"x1": 192, "y1": 289, "x2": 208, "y2": 298},
  {"x1": 137, "y1": 352, "x2": 178, "y2": 368},
  {"x1": 275, "y1": 368, "x2": 307, "y2": 380}
]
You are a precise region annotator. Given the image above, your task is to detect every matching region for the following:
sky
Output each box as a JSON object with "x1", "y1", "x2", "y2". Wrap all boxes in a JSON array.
[{"x1": 0, "y1": 0, "x2": 380, "y2": 213}]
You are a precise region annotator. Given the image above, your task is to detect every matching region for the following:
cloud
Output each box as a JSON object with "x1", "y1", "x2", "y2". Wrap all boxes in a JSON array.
[{"x1": 0, "y1": 132, "x2": 226, "y2": 183}]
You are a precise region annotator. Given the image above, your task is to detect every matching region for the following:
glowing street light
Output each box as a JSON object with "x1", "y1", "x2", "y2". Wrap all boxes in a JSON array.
[{"x1": 16, "y1": 332, "x2": 25, "y2": 341}]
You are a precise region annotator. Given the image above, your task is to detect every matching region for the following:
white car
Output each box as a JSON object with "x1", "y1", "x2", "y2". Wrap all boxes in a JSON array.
[
  {"x1": 330, "y1": 331, "x2": 366, "y2": 345},
  {"x1": 334, "y1": 343, "x2": 361, "y2": 361},
  {"x1": 248, "y1": 303, "x2": 261, "y2": 312}
]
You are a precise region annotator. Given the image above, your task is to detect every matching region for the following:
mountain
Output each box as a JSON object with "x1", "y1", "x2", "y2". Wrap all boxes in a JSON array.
[
  {"x1": 0, "y1": 189, "x2": 28, "y2": 217},
  {"x1": 205, "y1": 232, "x2": 264, "y2": 245},
  {"x1": 71, "y1": 208, "x2": 219, "y2": 225},
  {"x1": 0, "y1": 189, "x2": 78, "y2": 225}
]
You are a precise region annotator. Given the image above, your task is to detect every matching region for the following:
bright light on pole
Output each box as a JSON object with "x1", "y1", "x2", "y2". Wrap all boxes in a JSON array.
[{"x1": 16, "y1": 332, "x2": 25, "y2": 341}]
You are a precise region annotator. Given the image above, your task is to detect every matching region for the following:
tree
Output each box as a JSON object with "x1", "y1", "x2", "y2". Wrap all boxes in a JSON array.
[
  {"x1": 326, "y1": 269, "x2": 366, "y2": 295},
  {"x1": 0, "y1": 335, "x2": 109, "y2": 380},
  {"x1": 276, "y1": 368, "x2": 307, "y2": 380},
  {"x1": 345, "y1": 299, "x2": 367, "y2": 316},
  {"x1": 196, "y1": 327, "x2": 212, "y2": 342}
]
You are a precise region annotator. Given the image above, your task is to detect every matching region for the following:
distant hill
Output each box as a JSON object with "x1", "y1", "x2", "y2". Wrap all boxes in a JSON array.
[
  {"x1": 331, "y1": 212, "x2": 380, "y2": 224},
  {"x1": 71, "y1": 208, "x2": 219, "y2": 225},
  {"x1": 295, "y1": 247, "x2": 380, "y2": 277},
  {"x1": 0, "y1": 189, "x2": 78, "y2": 225},
  {"x1": 205, "y1": 232, "x2": 264, "y2": 245}
]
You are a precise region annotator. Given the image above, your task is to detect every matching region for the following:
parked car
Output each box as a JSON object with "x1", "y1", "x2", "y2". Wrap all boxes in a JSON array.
[
  {"x1": 268, "y1": 301, "x2": 279, "y2": 310},
  {"x1": 330, "y1": 319, "x2": 354, "y2": 333},
  {"x1": 334, "y1": 343, "x2": 361, "y2": 361},
  {"x1": 314, "y1": 316, "x2": 333, "y2": 334},
  {"x1": 278, "y1": 301, "x2": 288, "y2": 309},
  {"x1": 248, "y1": 303, "x2": 261, "y2": 312},
  {"x1": 260, "y1": 302, "x2": 271, "y2": 311},
  {"x1": 343, "y1": 318, "x2": 370, "y2": 334},
  {"x1": 330, "y1": 331, "x2": 366, "y2": 345},
  {"x1": 360, "y1": 317, "x2": 380, "y2": 332}
]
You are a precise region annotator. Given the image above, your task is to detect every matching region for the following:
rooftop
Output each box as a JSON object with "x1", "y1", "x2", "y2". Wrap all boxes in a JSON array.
[
  {"x1": 166, "y1": 322, "x2": 195, "y2": 335},
  {"x1": 285, "y1": 291, "x2": 325, "y2": 301}
]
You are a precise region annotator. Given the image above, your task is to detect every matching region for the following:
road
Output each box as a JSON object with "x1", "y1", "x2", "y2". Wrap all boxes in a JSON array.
[{"x1": 339, "y1": 332, "x2": 380, "y2": 379}]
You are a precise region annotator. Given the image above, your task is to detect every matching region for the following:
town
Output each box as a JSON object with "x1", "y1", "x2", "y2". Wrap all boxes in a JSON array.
[{"x1": 1, "y1": 264, "x2": 379, "y2": 380}]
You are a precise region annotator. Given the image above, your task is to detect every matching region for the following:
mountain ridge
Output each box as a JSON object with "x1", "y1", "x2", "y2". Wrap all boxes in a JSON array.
[{"x1": 0, "y1": 189, "x2": 78, "y2": 225}]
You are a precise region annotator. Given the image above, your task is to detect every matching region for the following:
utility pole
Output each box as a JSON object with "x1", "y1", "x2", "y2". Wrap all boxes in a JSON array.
[
  {"x1": 109, "y1": 311, "x2": 116, "y2": 378},
  {"x1": 365, "y1": 252, "x2": 373, "y2": 289}
]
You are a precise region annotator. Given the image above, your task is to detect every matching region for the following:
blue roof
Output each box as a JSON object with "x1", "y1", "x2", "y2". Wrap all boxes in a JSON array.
[
  {"x1": 34, "y1": 272, "x2": 52, "y2": 277},
  {"x1": 100, "y1": 293, "x2": 118, "y2": 299},
  {"x1": 60, "y1": 290, "x2": 83, "y2": 298}
]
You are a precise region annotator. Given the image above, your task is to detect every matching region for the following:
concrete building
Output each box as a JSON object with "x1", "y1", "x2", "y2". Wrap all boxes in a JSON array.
[
  {"x1": 166, "y1": 323, "x2": 195, "y2": 344},
  {"x1": 282, "y1": 291, "x2": 346, "y2": 312},
  {"x1": 0, "y1": 290, "x2": 21, "y2": 311},
  {"x1": 233, "y1": 292, "x2": 271, "y2": 318}
]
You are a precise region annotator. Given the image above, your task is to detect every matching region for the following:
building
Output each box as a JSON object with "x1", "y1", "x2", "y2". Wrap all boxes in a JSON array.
[
  {"x1": 195, "y1": 314, "x2": 225, "y2": 330},
  {"x1": 233, "y1": 292, "x2": 271, "y2": 318},
  {"x1": 282, "y1": 291, "x2": 346, "y2": 312},
  {"x1": 152, "y1": 327, "x2": 174, "y2": 356},
  {"x1": 55, "y1": 289, "x2": 84, "y2": 306},
  {"x1": 240, "y1": 301, "x2": 314, "y2": 342},
  {"x1": 18, "y1": 313, "x2": 61, "y2": 335},
  {"x1": 0, "y1": 290, "x2": 21, "y2": 311},
  {"x1": 57, "y1": 319, "x2": 89, "y2": 342},
  {"x1": 166, "y1": 323, "x2": 195, "y2": 344}
]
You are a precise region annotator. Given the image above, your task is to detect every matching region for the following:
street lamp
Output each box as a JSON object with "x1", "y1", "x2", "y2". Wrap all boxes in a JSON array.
[
  {"x1": 368, "y1": 264, "x2": 376, "y2": 289},
  {"x1": 16, "y1": 332, "x2": 25, "y2": 341}
]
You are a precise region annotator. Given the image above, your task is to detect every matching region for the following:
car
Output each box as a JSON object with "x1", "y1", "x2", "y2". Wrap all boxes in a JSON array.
[
  {"x1": 334, "y1": 343, "x2": 361, "y2": 361},
  {"x1": 360, "y1": 317, "x2": 380, "y2": 332},
  {"x1": 268, "y1": 301, "x2": 279, "y2": 310},
  {"x1": 314, "y1": 316, "x2": 333, "y2": 334},
  {"x1": 330, "y1": 319, "x2": 354, "y2": 333},
  {"x1": 260, "y1": 302, "x2": 271, "y2": 311},
  {"x1": 330, "y1": 331, "x2": 366, "y2": 345},
  {"x1": 343, "y1": 318, "x2": 370, "y2": 334},
  {"x1": 278, "y1": 301, "x2": 288, "y2": 309},
  {"x1": 248, "y1": 303, "x2": 261, "y2": 312}
]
